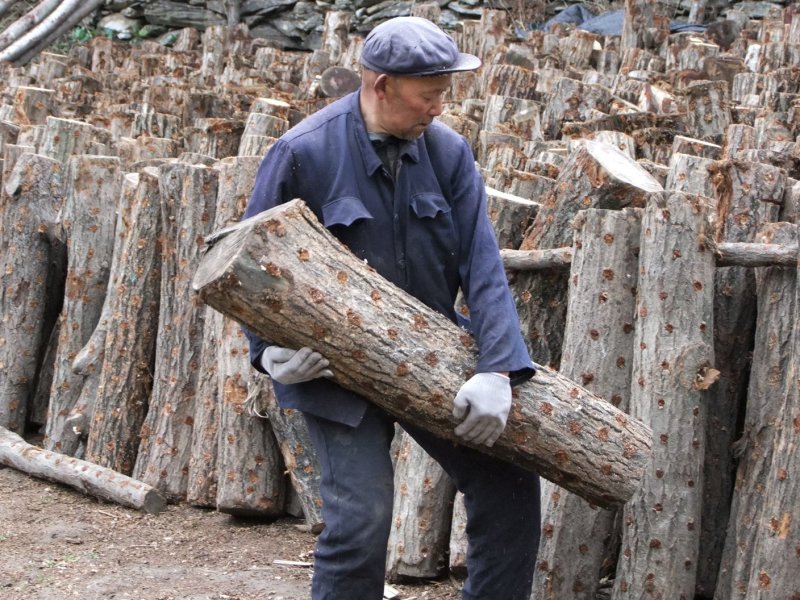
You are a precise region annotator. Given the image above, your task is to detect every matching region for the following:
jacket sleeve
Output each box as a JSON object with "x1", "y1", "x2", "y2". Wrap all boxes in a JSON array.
[
  {"x1": 241, "y1": 140, "x2": 298, "y2": 371},
  {"x1": 448, "y1": 137, "x2": 536, "y2": 385}
]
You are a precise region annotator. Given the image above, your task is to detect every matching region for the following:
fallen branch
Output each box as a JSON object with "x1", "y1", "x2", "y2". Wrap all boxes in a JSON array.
[{"x1": 0, "y1": 426, "x2": 166, "y2": 514}]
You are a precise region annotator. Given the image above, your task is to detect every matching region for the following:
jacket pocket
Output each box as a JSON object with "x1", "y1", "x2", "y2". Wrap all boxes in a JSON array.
[
  {"x1": 410, "y1": 192, "x2": 451, "y2": 219},
  {"x1": 321, "y1": 196, "x2": 373, "y2": 228}
]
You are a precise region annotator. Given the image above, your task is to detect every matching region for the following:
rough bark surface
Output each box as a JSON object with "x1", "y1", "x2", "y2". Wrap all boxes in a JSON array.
[
  {"x1": 697, "y1": 160, "x2": 784, "y2": 596},
  {"x1": 513, "y1": 140, "x2": 662, "y2": 368},
  {"x1": 193, "y1": 199, "x2": 653, "y2": 508},
  {"x1": 0, "y1": 426, "x2": 165, "y2": 514},
  {"x1": 83, "y1": 169, "x2": 162, "y2": 475},
  {"x1": 133, "y1": 162, "x2": 218, "y2": 499},
  {"x1": 43, "y1": 156, "x2": 121, "y2": 455},
  {"x1": 613, "y1": 191, "x2": 717, "y2": 600},
  {"x1": 742, "y1": 224, "x2": 800, "y2": 600},
  {"x1": 714, "y1": 222, "x2": 797, "y2": 600},
  {"x1": 386, "y1": 431, "x2": 456, "y2": 581},
  {"x1": 533, "y1": 208, "x2": 641, "y2": 600},
  {"x1": 0, "y1": 153, "x2": 64, "y2": 433}
]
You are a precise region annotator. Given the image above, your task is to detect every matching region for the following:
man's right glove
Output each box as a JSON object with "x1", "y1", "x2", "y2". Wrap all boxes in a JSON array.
[
  {"x1": 260, "y1": 346, "x2": 333, "y2": 385},
  {"x1": 452, "y1": 372, "x2": 512, "y2": 447}
]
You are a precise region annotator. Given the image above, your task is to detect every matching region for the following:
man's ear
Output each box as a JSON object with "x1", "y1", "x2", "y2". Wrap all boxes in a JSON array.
[{"x1": 374, "y1": 74, "x2": 390, "y2": 100}]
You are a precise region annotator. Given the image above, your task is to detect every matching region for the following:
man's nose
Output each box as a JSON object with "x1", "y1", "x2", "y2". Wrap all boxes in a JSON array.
[{"x1": 429, "y1": 98, "x2": 444, "y2": 116}]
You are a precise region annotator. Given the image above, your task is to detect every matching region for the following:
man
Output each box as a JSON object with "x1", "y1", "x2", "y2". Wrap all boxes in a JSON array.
[{"x1": 244, "y1": 16, "x2": 540, "y2": 600}]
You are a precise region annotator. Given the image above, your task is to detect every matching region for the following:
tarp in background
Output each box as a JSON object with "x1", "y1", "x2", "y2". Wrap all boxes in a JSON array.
[{"x1": 539, "y1": 5, "x2": 707, "y2": 35}]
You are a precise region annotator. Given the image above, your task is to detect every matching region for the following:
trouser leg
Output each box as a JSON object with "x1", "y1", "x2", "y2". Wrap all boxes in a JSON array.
[
  {"x1": 403, "y1": 423, "x2": 541, "y2": 600},
  {"x1": 303, "y1": 405, "x2": 395, "y2": 600}
]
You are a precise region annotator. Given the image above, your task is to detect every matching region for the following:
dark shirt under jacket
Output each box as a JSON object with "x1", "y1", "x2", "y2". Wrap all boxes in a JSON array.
[{"x1": 243, "y1": 90, "x2": 534, "y2": 427}]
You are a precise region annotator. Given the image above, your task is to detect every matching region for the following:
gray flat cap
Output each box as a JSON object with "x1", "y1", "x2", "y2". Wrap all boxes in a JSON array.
[{"x1": 360, "y1": 17, "x2": 481, "y2": 76}]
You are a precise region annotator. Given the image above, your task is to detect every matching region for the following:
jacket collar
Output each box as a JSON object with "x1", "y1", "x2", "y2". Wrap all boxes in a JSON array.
[{"x1": 347, "y1": 91, "x2": 421, "y2": 177}]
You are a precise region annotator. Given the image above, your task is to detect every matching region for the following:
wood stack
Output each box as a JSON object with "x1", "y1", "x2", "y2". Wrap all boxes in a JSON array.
[{"x1": 1, "y1": 2, "x2": 799, "y2": 598}]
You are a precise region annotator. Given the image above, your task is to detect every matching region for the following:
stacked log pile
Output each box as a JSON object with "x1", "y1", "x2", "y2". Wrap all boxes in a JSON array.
[{"x1": 1, "y1": 1, "x2": 799, "y2": 598}]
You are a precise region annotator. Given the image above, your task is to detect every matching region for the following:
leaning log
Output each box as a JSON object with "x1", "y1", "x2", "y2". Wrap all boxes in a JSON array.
[
  {"x1": 192, "y1": 199, "x2": 653, "y2": 508},
  {"x1": 0, "y1": 426, "x2": 166, "y2": 514},
  {"x1": 613, "y1": 191, "x2": 717, "y2": 600}
]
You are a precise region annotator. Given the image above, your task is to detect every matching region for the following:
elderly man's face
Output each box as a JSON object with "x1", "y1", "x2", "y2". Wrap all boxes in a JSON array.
[{"x1": 379, "y1": 74, "x2": 452, "y2": 140}]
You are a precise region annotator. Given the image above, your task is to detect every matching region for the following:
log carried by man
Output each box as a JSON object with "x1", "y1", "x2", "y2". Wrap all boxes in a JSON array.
[{"x1": 192, "y1": 198, "x2": 653, "y2": 509}]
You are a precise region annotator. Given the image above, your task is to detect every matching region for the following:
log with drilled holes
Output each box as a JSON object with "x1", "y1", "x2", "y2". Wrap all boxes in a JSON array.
[{"x1": 192, "y1": 199, "x2": 652, "y2": 508}]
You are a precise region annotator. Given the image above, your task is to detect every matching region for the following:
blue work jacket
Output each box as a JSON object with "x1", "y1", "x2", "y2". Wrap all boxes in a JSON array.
[{"x1": 244, "y1": 90, "x2": 534, "y2": 427}]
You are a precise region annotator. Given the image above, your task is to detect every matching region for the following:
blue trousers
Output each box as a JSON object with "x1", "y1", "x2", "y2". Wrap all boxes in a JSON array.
[{"x1": 304, "y1": 404, "x2": 541, "y2": 600}]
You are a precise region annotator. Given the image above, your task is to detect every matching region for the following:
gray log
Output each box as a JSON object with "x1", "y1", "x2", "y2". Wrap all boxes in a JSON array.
[
  {"x1": 742, "y1": 223, "x2": 800, "y2": 599},
  {"x1": 0, "y1": 426, "x2": 166, "y2": 514},
  {"x1": 43, "y1": 157, "x2": 122, "y2": 455},
  {"x1": 133, "y1": 162, "x2": 218, "y2": 500},
  {"x1": 386, "y1": 431, "x2": 456, "y2": 581},
  {"x1": 533, "y1": 208, "x2": 641, "y2": 600},
  {"x1": 82, "y1": 170, "x2": 162, "y2": 475},
  {"x1": 0, "y1": 153, "x2": 64, "y2": 433},
  {"x1": 192, "y1": 199, "x2": 653, "y2": 508},
  {"x1": 513, "y1": 140, "x2": 662, "y2": 368},
  {"x1": 714, "y1": 222, "x2": 797, "y2": 600},
  {"x1": 613, "y1": 191, "x2": 717, "y2": 599},
  {"x1": 697, "y1": 159, "x2": 784, "y2": 596}
]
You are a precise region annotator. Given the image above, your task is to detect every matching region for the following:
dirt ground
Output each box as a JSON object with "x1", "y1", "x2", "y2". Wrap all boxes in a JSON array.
[{"x1": 0, "y1": 466, "x2": 461, "y2": 600}]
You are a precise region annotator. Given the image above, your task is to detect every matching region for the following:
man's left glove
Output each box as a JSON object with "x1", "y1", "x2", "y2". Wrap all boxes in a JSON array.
[
  {"x1": 452, "y1": 372, "x2": 512, "y2": 447},
  {"x1": 260, "y1": 346, "x2": 333, "y2": 385}
]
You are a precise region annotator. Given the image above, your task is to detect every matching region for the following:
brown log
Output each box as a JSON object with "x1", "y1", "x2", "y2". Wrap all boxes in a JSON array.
[
  {"x1": 742, "y1": 224, "x2": 800, "y2": 599},
  {"x1": 715, "y1": 222, "x2": 797, "y2": 600},
  {"x1": 82, "y1": 170, "x2": 162, "y2": 475},
  {"x1": 482, "y1": 94, "x2": 543, "y2": 142},
  {"x1": 0, "y1": 153, "x2": 64, "y2": 433},
  {"x1": 541, "y1": 78, "x2": 611, "y2": 140},
  {"x1": 513, "y1": 140, "x2": 662, "y2": 368},
  {"x1": 42, "y1": 156, "x2": 121, "y2": 455},
  {"x1": 188, "y1": 155, "x2": 261, "y2": 508},
  {"x1": 214, "y1": 369, "x2": 287, "y2": 518},
  {"x1": 186, "y1": 118, "x2": 244, "y2": 159},
  {"x1": 533, "y1": 208, "x2": 641, "y2": 600},
  {"x1": 192, "y1": 199, "x2": 653, "y2": 508},
  {"x1": 133, "y1": 162, "x2": 218, "y2": 500},
  {"x1": 257, "y1": 383, "x2": 321, "y2": 525},
  {"x1": 697, "y1": 159, "x2": 784, "y2": 595},
  {"x1": 484, "y1": 187, "x2": 539, "y2": 250},
  {"x1": 0, "y1": 426, "x2": 165, "y2": 514},
  {"x1": 665, "y1": 152, "x2": 716, "y2": 197},
  {"x1": 613, "y1": 191, "x2": 717, "y2": 599},
  {"x1": 448, "y1": 492, "x2": 468, "y2": 577},
  {"x1": 39, "y1": 116, "x2": 112, "y2": 164},
  {"x1": 11, "y1": 85, "x2": 54, "y2": 125},
  {"x1": 386, "y1": 431, "x2": 456, "y2": 581}
]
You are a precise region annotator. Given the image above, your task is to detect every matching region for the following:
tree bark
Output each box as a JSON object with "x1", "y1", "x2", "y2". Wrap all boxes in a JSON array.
[
  {"x1": 533, "y1": 208, "x2": 641, "y2": 600},
  {"x1": 714, "y1": 222, "x2": 797, "y2": 600},
  {"x1": 82, "y1": 169, "x2": 162, "y2": 475},
  {"x1": 0, "y1": 0, "x2": 105, "y2": 65},
  {"x1": 743, "y1": 224, "x2": 800, "y2": 600},
  {"x1": 257, "y1": 383, "x2": 321, "y2": 525},
  {"x1": 0, "y1": 426, "x2": 166, "y2": 514},
  {"x1": 11, "y1": 85, "x2": 54, "y2": 125},
  {"x1": 192, "y1": 199, "x2": 653, "y2": 508},
  {"x1": 188, "y1": 155, "x2": 261, "y2": 508},
  {"x1": 133, "y1": 162, "x2": 218, "y2": 500},
  {"x1": 386, "y1": 431, "x2": 456, "y2": 581},
  {"x1": 0, "y1": 152, "x2": 64, "y2": 433},
  {"x1": 665, "y1": 152, "x2": 716, "y2": 198},
  {"x1": 42, "y1": 157, "x2": 121, "y2": 455},
  {"x1": 541, "y1": 78, "x2": 611, "y2": 140},
  {"x1": 613, "y1": 191, "x2": 717, "y2": 600},
  {"x1": 697, "y1": 159, "x2": 784, "y2": 596},
  {"x1": 214, "y1": 367, "x2": 287, "y2": 518},
  {"x1": 484, "y1": 187, "x2": 539, "y2": 250},
  {"x1": 513, "y1": 140, "x2": 662, "y2": 368},
  {"x1": 448, "y1": 491, "x2": 468, "y2": 577},
  {"x1": 0, "y1": 0, "x2": 62, "y2": 53}
]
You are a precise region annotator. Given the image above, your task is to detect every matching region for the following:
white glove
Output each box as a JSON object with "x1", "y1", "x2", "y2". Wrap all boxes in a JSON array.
[
  {"x1": 453, "y1": 372, "x2": 512, "y2": 447},
  {"x1": 260, "y1": 346, "x2": 333, "y2": 385}
]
